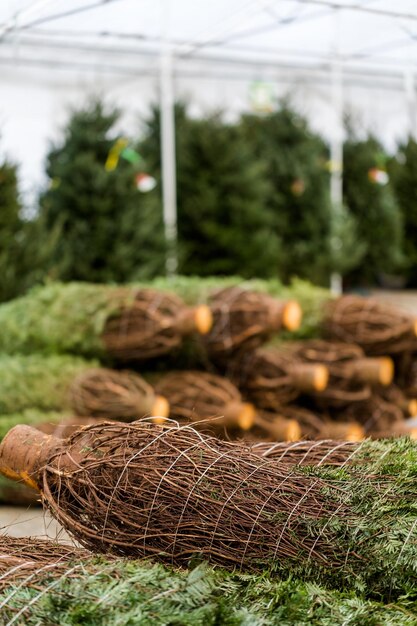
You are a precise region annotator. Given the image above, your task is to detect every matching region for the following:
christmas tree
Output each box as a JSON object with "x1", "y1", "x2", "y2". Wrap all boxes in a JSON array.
[
  {"x1": 39, "y1": 99, "x2": 165, "y2": 283},
  {"x1": 0, "y1": 157, "x2": 23, "y2": 301},
  {"x1": 140, "y1": 103, "x2": 282, "y2": 278},
  {"x1": 389, "y1": 137, "x2": 417, "y2": 285},
  {"x1": 239, "y1": 105, "x2": 333, "y2": 285},
  {"x1": 343, "y1": 132, "x2": 403, "y2": 285}
]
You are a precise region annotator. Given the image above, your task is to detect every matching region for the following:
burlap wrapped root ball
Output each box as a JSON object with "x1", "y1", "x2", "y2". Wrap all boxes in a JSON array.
[
  {"x1": 1, "y1": 421, "x2": 417, "y2": 598},
  {"x1": 0, "y1": 282, "x2": 212, "y2": 361}
]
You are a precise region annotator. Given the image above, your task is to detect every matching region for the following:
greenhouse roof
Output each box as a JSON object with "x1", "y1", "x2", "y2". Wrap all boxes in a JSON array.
[{"x1": 1, "y1": 0, "x2": 417, "y2": 81}]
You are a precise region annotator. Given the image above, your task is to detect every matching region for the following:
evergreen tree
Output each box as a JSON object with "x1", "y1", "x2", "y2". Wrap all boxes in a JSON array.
[
  {"x1": 239, "y1": 105, "x2": 334, "y2": 285},
  {"x1": 0, "y1": 158, "x2": 23, "y2": 301},
  {"x1": 140, "y1": 104, "x2": 282, "y2": 278},
  {"x1": 39, "y1": 100, "x2": 165, "y2": 283},
  {"x1": 343, "y1": 133, "x2": 403, "y2": 285},
  {"x1": 389, "y1": 137, "x2": 417, "y2": 285}
]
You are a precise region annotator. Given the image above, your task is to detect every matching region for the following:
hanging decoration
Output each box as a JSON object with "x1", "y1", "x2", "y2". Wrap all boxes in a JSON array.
[
  {"x1": 290, "y1": 178, "x2": 305, "y2": 196},
  {"x1": 105, "y1": 138, "x2": 157, "y2": 192},
  {"x1": 368, "y1": 167, "x2": 389, "y2": 185}
]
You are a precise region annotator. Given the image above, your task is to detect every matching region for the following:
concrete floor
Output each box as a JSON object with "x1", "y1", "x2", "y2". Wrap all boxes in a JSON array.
[
  {"x1": 0, "y1": 506, "x2": 70, "y2": 541},
  {"x1": 1, "y1": 288, "x2": 417, "y2": 541}
]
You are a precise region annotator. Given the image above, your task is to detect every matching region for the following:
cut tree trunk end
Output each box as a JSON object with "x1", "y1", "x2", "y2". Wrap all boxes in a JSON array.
[
  {"x1": 290, "y1": 363, "x2": 329, "y2": 393},
  {"x1": 352, "y1": 357, "x2": 394, "y2": 386},
  {"x1": 319, "y1": 421, "x2": 365, "y2": 442},
  {"x1": 0, "y1": 425, "x2": 59, "y2": 491},
  {"x1": 255, "y1": 413, "x2": 301, "y2": 442}
]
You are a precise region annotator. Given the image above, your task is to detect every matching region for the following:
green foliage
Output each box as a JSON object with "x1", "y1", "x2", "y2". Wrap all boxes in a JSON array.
[
  {"x1": 141, "y1": 103, "x2": 282, "y2": 278},
  {"x1": 0, "y1": 278, "x2": 327, "y2": 358},
  {"x1": 0, "y1": 157, "x2": 46, "y2": 302},
  {"x1": 0, "y1": 354, "x2": 96, "y2": 414},
  {"x1": 389, "y1": 137, "x2": 417, "y2": 285},
  {"x1": 0, "y1": 282, "x2": 130, "y2": 357},
  {"x1": 0, "y1": 408, "x2": 69, "y2": 440},
  {"x1": 146, "y1": 275, "x2": 330, "y2": 339},
  {"x1": 1, "y1": 558, "x2": 415, "y2": 625},
  {"x1": 343, "y1": 134, "x2": 404, "y2": 284},
  {"x1": 39, "y1": 99, "x2": 165, "y2": 283},
  {"x1": 239, "y1": 105, "x2": 334, "y2": 285}
]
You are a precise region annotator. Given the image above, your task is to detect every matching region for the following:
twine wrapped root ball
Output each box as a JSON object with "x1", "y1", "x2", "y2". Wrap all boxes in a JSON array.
[
  {"x1": 251, "y1": 439, "x2": 359, "y2": 466},
  {"x1": 336, "y1": 394, "x2": 403, "y2": 436},
  {"x1": 273, "y1": 404, "x2": 365, "y2": 442},
  {"x1": 229, "y1": 347, "x2": 329, "y2": 410},
  {"x1": 290, "y1": 340, "x2": 393, "y2": 408},
  {"x1": 324, "y1": 295, "x2": 417, "y2": 355},
  {"x1": 204, "y1": 286, "x2": 302, "y2": 359},
  {"x1": 2, "y1": 422, "x2": 417, "y2": 597},
  {"x1": 251, "y1": 411, "x2": 301, "y2": 442},
  {"x1": 154, "y1": 370, "x2": 255, "y2": 432},
  {"x1": 102, "y1": 288, "x2": 212, "y2": 361},
  {"x1": 0, "y1": 283, "x2": 212, "y2": 361},
  {"x1": 69, "y1": 368, "x2": 169, "y2": 421}
]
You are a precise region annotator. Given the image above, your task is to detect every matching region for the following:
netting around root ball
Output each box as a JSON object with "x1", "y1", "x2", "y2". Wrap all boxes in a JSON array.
[
  {"x1": 0, "y1": 536, "x2": 89, "y2": 587},
  {"x1": 324, "y1": 295, "x2": 417, "y2": 355},
  {"x1": 154, "y1": 370, "x2": 255, "y2": 432},
  {"x1": 260, "y1": 405, "x2": 365, "y2": 442},
  {"x1": 204, "y1": 286, "x2": 302, "y2": 359},
  {"x1": 290, "y1": 340, "x2": 393, "y2": 408},
  {"x1": 69, "y1": 368, "x2": 169, "y2": 421},
  {"x1": 0, "y1": 421, "x2": 352, "y2": 570},
  {"x1": 335, "y1": 394, "x2": 404, "y2": 435},
  {"x1": 102, "y1": 288, "x2": 212, "y2": 361},
  {"x1": 251, "y1": 439, "x2": 360, "y2": 466},
  {"x1": 229, "y1": 347, "x2": 328, "y2": 410}
]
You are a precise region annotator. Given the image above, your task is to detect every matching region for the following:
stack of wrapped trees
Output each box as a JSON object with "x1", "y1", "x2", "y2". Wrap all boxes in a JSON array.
[{"x1": 1, "y1": 421, "x2": 417, "y2": 600}]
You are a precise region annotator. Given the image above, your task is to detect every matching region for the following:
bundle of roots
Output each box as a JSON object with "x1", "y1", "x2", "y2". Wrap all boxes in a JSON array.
[
  {"x1": 324, "y1": 295, "x2": 417, "y2": 355},
  {"x1": 251, "y1": 439, "x2": 359, "y2": 466},
  {"x1": 4, "y1": 420, "x2": 416, "y2": 595},
  {"x1": 0, "y1": 282, "x2": 212, "y2": 361},
  {"x1": 335, "y1": 394, "x2": 404, "y2": 435},
  {"x1": 0, "y1": 421, "x2": 353, "y2": 569},
  {"x1": 290, "y1": 340, "x2": 393, "y2": 408},
  {"x1": 102, "y1": 288, "x2": 212, "y2": 361},
  {"x1": 264, "y1": 404, "x2": 365, "y2": 442},
  {"x1": 0, "y1": 536, "x2": 89, "y2": 586},
  {"x1": 0, "y1": 354, "x2": 170, "y2": 422},
  {"x1": 1, "y1": 537, "x2": 415, "y2": 622},
  {"x1": 154, "y1": 370, "x2": 255, "y2": 432},
  {"x1": 229, "y1": 347, "x2": 329, "y2": 410},
  {"x1": 204, "y1": 286, "x2": 302, "y2": 359},
  {"x1": 69, "y1": 368, "x2": 169, "y2": 421}
]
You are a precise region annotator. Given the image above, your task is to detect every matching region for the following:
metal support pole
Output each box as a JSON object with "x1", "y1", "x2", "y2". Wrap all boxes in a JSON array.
[
  {"x1": 160, "y1": 0, "x2": 178, "y2": 276},
  {"x1": 404, "y1": 68, "x2": 416, "y2": 139},
  {"x1": 330, "y1": 11, "x2": 344, "y2": 296}
]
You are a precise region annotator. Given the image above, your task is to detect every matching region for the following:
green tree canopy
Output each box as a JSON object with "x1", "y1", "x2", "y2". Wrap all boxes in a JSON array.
[
  {"x1": 343, "y1": 133, "x2": 403, "y2": 285},
  {"x1": 389, "y1": 137, "x2": 417, "y2": 285},
  {"x1": 39, "y1": 99, "x2": 165, "y2": 283},
  {"x1": 239, "y1": 106, "x2": 334, "y2": 285},
  {"x1": 141, "y1": 103, "x2": 282, "y2": 278}
]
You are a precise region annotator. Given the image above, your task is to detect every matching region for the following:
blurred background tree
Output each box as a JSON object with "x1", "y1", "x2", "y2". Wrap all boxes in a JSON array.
[
  {"x1": 140, "y1": 103, "x2": 282, "y2": 278},
  {"x1": 343, "y1": 132, "x2": 403, "y2": 286},
  {"x1": 239, "y1": 105, "x2": 334, "y2": 285},
  {"x1": 389, "y1": 137, "x2": 417, "y2": 286},
  {"x1": 38, "y1": 99, "x2": 165, "y2": 283}
]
